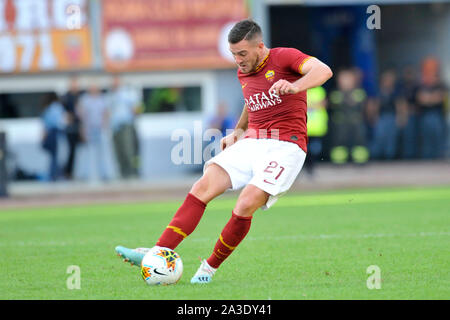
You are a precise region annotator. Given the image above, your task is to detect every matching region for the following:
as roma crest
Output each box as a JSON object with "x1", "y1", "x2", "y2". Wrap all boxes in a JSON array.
[{"x1": 265, "y1": 70, "x2": 275, "y2": 82}]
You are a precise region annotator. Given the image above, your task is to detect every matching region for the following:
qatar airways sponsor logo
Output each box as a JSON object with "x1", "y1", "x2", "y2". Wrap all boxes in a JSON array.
[{"x1": 245, "y1": 89, "x2": 282, "y2": 112}]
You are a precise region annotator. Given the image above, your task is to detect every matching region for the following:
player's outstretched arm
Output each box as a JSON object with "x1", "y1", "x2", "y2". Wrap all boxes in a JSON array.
[
  {"x1": 270, "y1": 57, "x2": 333, "y2": 96},
  {"x1": 220, "y1": 104, "x2": 248, "y2": 150}
]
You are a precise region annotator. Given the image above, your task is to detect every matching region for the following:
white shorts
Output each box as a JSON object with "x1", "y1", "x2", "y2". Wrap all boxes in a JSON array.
[{"x1": 204, "y1": 138, "x2": 306, "y2": 210}]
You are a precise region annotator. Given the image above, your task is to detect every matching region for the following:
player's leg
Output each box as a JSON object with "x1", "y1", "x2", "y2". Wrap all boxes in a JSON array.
[
  {"x1": 155, "y1": 163, "x2": 232, "y2": 249},
  {"x1": 191, "y1": 139, "x2": 307, "y2": 283},
  {"x1": 116, "y1": 163, "x2": 231, "y2": 265},
  {"x1": 191, "y1": 184, "x2": 269, "y2": 283}
]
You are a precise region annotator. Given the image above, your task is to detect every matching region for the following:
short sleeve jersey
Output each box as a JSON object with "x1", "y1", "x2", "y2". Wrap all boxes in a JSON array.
[{"x1": 238, "y1": 47, "x2": 312, "y2": 152}]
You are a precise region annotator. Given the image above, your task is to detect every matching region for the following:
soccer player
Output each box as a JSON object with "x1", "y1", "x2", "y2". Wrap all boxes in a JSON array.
[{"x1": 116, "y1": 19, "x2": 333, "y2": 283}]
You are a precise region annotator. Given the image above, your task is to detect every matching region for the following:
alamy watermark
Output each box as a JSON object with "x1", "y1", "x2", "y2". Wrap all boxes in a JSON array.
[
  {"x1": 366, "y1": 5, "x2": 381, "y2": 30},
  {"x1": 366, "y1": 265, "x2": 382, "y2": 289},
  {"x1": 66, "y1": 265, "x2": 81, "y2": 290},
  {"x1": 66, "y1": 4, "x2": 82, "y2": 30},
  {"x1": 170, "y1": 121, "x2": 279, "y2": 165}
]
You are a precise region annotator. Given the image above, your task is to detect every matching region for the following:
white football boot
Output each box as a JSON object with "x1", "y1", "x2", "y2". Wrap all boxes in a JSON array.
[{"x1": 190, "y1": 259, "x2": 217, "y2": 284}]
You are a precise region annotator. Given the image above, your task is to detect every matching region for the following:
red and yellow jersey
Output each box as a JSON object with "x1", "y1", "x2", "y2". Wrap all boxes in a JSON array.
[{"x1": 238, "y1": 47, "x2": 312, "y2": 152}]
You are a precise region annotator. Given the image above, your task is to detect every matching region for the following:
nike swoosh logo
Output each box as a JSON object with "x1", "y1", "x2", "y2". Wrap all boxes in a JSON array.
[
  {"x1": 241, "y1": 83, "x2": 247, "y2": 89},
  {"x1": 153, "y1": 268, "x2": 167, "y2": 276},
  {"x1": 263, "y1": 179, "x2": 275, "y2": 185}
]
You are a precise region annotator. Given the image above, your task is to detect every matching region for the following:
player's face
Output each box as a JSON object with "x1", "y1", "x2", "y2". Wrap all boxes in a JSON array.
[{"x1": 229, "y1": 39, "x2": 264, "y2": 74}]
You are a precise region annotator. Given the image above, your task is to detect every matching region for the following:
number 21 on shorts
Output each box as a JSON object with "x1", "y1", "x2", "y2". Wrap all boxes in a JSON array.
[{"x1": 263, "y1": 161, "x2": 285, "y2": 184}]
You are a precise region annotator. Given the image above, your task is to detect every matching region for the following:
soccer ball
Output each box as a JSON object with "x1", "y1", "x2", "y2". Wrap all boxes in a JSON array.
[{"x1": 141, "y1": 247, "x2": 183, "y2": 285}]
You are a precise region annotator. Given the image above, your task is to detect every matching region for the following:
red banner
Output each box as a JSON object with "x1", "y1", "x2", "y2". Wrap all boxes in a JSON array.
[
  {"x1": 102, "y1": 0, "x2": 248, "y2": 71},
  {"x1": 0, "y1": 0, "x2": 93, "y2": 73}
]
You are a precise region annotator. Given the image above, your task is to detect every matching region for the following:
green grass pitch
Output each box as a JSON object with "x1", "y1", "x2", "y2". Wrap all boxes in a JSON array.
[{"x1": 1, "y1": 185, "x2": 449, "y2": 300}]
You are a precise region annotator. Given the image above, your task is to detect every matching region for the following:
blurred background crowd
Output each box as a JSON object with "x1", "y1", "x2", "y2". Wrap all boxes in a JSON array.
[
  {"x1": 34, "y1": 54, "x2": 449, "y2": 183},
  {"x1": 39, "y1": 75, "x2": 141, "y2": 182},
  {"x1": 303, "y1": 57, "x2": 448, "y2": 175},
  {"x1": 0, "y1": 0, "x2": 449, "y2": 190}
]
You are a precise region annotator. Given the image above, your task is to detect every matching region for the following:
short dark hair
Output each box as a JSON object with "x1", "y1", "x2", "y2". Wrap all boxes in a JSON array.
[{"x1": 228, "y1": 19, "x2": 262, "y2": 44}]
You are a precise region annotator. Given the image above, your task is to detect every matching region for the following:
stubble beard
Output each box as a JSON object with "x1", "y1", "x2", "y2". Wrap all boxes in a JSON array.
[{"x1": 246, "y1": 53, "x2": 261, "y2": 74}]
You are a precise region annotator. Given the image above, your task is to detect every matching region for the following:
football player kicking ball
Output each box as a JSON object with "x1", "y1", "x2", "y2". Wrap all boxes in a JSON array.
[{"x1": 116, "y1": 19, "x2": 333, "y2": 283}]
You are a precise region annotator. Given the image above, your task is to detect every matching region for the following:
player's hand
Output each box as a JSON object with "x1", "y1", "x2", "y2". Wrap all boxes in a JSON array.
[
  {"x1": 220, "y1": 131, "x2": 240, "y2": 150},
  {"x1": 269, "y1": 79, "x2": 300, "y2": 96}
]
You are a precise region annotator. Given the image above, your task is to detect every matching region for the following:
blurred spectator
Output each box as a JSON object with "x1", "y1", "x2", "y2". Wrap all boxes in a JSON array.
[
  {"x1": 209, "y1": 102, "x2": 236, "y2": 137},
  {"x1": 77, "y1": 84, "x2": 110, "y2": 182},
  {"x1": 370, "y1": 70, "x2": 407, "y2": 160},
  {"x1": 304, "y1": 86, "x2": 328, "y2": 176},
  {"x1": 41, "y1": 92, "x2": 66, "y2": 181},
  {"x1": 415, "y1": 57, "x2": 447, "y2": 159},
  {"x1": 61, "y1": 76, "x2": 82, "y2": 179},
  {"x1": 328, "y1": 68, "x2": 369, "y2": 164},
  {"x1": 398, "y1": 66, "x2": 419, "y2": 159},
  {"x1": 108, "y1": 75, "x2": 141, "y2": 179},
  {"x1": 207, "y1": 102, "x2": 236, "y2": 159}
]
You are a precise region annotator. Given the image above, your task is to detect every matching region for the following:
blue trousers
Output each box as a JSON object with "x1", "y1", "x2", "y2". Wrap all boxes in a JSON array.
[
  {"x1": 370, "y1": 113, "x2": 398, "y2": 160},
  {"x1": 419, "y1": 111, "x2": 445, "y2": 159}
]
